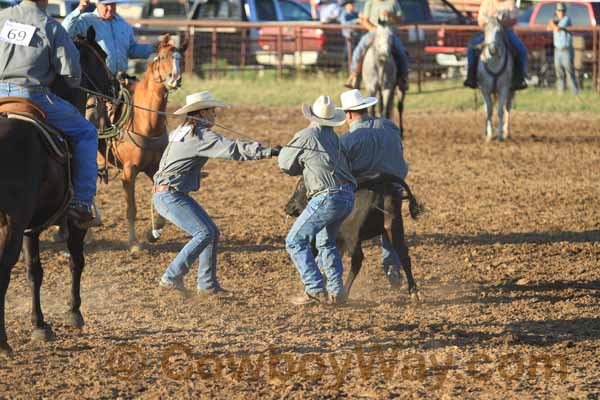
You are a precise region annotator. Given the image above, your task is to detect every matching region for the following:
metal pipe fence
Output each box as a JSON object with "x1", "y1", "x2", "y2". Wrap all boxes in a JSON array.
[{"x1": 129, "y1": 19, "x2": 600, "y2": 92}]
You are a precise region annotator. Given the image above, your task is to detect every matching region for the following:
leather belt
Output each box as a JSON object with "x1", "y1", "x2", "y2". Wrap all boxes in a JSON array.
[{"x1": 153, "y1": 185, "x2": 188, "y2": 195}]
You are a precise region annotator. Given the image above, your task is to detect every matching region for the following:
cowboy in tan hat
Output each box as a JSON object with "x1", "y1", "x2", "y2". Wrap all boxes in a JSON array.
[
  {"x1": 278, "y1": 95, "x2": 357, "y2": 306},
  {"x1": 338, "y1": 89, "x2": 409, "y2": 288},
  {"x1": 153, "y1": 91, "x2": 281, "y2": 295}
]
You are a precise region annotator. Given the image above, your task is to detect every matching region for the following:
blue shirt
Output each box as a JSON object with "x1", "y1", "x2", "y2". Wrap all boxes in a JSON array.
[
  {"x1": 340, "y1": 9, "x2": 358, "y2": 39},
  {"x1": 62, "y1": 9, "x2": 155, "y2": 74},
  {"x1": 553, "y1": 16, "x2": 572, "y2": 49},
  {"x1": 154, "y1": 123, "x2": 273, "y2": 193}
]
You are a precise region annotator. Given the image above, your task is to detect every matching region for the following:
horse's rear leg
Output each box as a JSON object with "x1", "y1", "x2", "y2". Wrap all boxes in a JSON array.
[
  {"x1": 384, "y1": 197, "x2": 420, "y2": 302},
  {"x1": 65, "y1": 221, "x2": 86, "y2": 328},
  {"x1": 143, "y1": 165, "x2": 166, "y2": 243},
  {"x1": 23, "y1": 234, "x2": 53, "y2": 342},
  {"x1": 122, "y1": 165, "x2": 141, "y2": 253},
  {"x1": 0, "y1": 215, "x2": 24, "y2": 355}
]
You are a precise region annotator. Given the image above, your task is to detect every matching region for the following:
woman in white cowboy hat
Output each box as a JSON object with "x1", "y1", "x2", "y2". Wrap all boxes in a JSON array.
[
  {"x1": 338, "y1": 89, "x2": 409, "y2": 288},
  {"x1": 153, "y1": 91, "x2": 280, "y2": 294},
  {"x1": 278, "y1": 95, "x2": 356, "y2": 306}
]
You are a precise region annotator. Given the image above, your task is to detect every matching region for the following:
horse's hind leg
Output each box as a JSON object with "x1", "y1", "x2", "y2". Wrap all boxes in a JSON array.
[
  {"x1": 344, "y1": 244, "x2": 364, "y2": 300},
  {"x1": 504, "y1": 92, "x2": 513, "y2": 140},
  {"x1": 0, "y1": 215, "x2": 25, "y2": 354},
  {"x1": 65, "y1": 221, "x2": 86, "y2": 328},
  {"x1": 23, "y1": 234, "x2": 54, "y2": 342},
  {"x1": 122, "y1": 164, "x2": 141, "y2": 253},
  {"x1": 383, "y1": 196, "x2": 419, "y2": 301},
  {"x1": 143, "y1": 164, "x2": 166, "y2": 243}
]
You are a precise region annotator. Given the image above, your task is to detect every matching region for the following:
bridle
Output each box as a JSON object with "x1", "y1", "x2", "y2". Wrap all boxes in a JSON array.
[{"x1": 151, "y1": 47, "x2": 182, "y2": 91}]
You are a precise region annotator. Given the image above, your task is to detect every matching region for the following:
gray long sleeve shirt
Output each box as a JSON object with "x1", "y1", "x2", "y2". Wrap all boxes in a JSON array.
[
  {"x1": 0, "y1": 0, "x2": 81, "y2": 88},
  {"x1": 278, "y1": 123, "x2": 356, "y2": 197},
  {"x1": 154, "y1": 123, "x2": 273, "y2": 193},
  {"x1": 340, "y1": 115, "x2": 409, "y2": 180}
]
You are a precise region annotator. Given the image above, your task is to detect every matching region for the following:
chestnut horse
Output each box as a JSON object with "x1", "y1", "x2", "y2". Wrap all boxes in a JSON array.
[
  {"x1": 100, "y1": 34, "x2": 187, "y2": 252},
  {"x1": 0, "y1": 27, "x2": 116, "y2": 354}
]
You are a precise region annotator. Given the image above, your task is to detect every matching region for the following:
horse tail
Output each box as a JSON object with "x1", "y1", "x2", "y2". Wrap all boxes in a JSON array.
[{"x1": 381, "y1": 173, "x2": 424, "y2": 219}]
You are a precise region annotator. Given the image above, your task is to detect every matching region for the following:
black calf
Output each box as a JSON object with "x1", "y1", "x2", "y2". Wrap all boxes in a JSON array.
[{"x1": 285, "y1": 174, "x2": 423, "y2": 300}]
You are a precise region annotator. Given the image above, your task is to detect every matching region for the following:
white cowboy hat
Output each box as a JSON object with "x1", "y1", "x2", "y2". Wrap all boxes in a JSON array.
[
  {"x1": 302, "y1": 95, "x2": 345, "y2": 127},
  {"x1": 174, "y1": 91, "x2": 230, "y2": 115},
  {"x1": 338, "y1": 89, "x2": 378, "y2": 111}
]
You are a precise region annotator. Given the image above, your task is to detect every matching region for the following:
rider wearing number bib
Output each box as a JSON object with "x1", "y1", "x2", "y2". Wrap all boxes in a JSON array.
[
  {"x1": 0, "y1": 0, "x2": 98, "y2": 226},
  {"x1": 464, "y1": 0, "x2": 528, "y2": 91}
]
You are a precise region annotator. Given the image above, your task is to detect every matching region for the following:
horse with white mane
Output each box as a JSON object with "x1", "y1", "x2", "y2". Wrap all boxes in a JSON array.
[{"x1": 478, "y1": 17, "x2": 514, "y2": 142}]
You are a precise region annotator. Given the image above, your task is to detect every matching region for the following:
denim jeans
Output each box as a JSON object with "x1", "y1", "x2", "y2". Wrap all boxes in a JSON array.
[
  {"x1": 351, "y1": 31, "x2": 409, "y2": 80},
  {"x1": 554, "y1": 48, "x2": 579, "y2": 95},
  {"x1": 381, "y1": 234, "x2": 401, "y2": 271},
  {"x1": 0, "y1": 83, "x2": 98, "y2": 205},
  {"x1": 153, "y1": 191, "x2": 221, "y2": 290},
  {"x1": 285, "y1": 185, "x2": 355, "y2": 296},
  {"x1": 467, "y1": 30, "x2": 528, "y2": 76}
]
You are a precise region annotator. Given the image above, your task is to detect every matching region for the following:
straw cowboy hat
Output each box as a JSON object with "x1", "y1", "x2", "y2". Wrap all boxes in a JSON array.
[
  {"x1": 338, "y1": 89, "x2": 378, "y2": 111},
  {"x1": 302, "y1": 95, "x2": 345, "y2": 127},
  {"x1": 174, "y1": 91, "x2": 231, "y2": 115}
]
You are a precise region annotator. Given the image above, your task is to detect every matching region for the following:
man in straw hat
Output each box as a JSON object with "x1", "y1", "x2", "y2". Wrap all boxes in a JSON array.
[
  {"x1": 547, "y1": 3, "x2": 579, "y2": 96},
  {"x1": 338, "y1": 89, "x2": 409, "y2": 288},
  {"x1": 153, "y1": 91, "x2": 280, "y2": 295},
  {"x1": 278, "y1": 96, "x2": 357, "y2": 305}
]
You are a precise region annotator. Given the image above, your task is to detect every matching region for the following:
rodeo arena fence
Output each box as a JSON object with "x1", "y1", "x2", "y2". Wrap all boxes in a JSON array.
[{"x1": 128, "y1": 19, "x2": 600, "y2": 93}]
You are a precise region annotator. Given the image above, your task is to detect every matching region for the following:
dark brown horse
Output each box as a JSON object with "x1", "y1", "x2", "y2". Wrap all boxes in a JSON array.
[
  {"x1": 99, "y1": 34, "x2": 188, "y2": 253},
  {"x1": 0, "y1": 27, "x2": 116, "y2": 355}
]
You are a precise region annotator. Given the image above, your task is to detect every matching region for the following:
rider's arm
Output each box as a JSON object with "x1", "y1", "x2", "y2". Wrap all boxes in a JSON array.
[
  {"x1": 278, "y1": 133, "x2": 309, "y2": 176},
  {"x1": 359, "y1": 0, "x2": 377, "y2": 31},
  {"x1": 62, "y1": 6, "x2": 88, "y2": 37},
  {"x1": 124, "y1": 19, "x2": 156, "y2": 59},
  {"x1": 49, "y1": 22, "x2": 82, "y2": 88},
  {"x1": 195, "y1": 129, "x2": 273, "y2": 160}
]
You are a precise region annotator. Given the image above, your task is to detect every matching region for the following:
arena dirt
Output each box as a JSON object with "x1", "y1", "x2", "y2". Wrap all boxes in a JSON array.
[{"x1": 1, "y1": 108, "x2": 599, "y2": 399}]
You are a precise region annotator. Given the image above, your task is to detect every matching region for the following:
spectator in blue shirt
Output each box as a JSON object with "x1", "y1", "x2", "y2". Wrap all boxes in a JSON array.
[
  {"x1": 547, "y1": 2, "x2": 579, "y2": 95},
  {"x1": 339, "y1": 0, "x2": 359, "y2": 59}
]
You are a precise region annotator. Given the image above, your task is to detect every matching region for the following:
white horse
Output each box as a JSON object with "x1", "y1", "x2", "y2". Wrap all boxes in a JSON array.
[
  {"x1": 478, "y1": 17, "x2": 514, "y2": 142},
  {"x1": 362, "y1": 24, "x2": 406, "y2": 134}
]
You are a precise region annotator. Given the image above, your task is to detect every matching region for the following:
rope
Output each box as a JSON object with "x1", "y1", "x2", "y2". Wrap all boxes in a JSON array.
[
  {"x1": 97, "y1": 86, "x2": 132, "y2": 140},
  {"x1": 78, "y1": 86, "x2": 329, "y2": 153}
]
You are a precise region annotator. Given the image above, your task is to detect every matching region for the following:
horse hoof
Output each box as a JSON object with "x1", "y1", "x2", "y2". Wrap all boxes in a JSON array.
[
  {"x1": 66, "y1": 312, "x2": 85, "y2": 328},
  {"x1": 31, "y1": 326, "x2": 55, "y2": 342},
  {"x1": 146, "y1": 229, "x2": 162, "y2": 243},
  {"x1": 129, "y1": 243, "x2": 143, "y2": 254}
]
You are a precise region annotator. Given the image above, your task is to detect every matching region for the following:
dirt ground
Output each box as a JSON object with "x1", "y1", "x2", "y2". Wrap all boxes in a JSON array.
[{"x1": 1, "y1": 107, "x2": 600, "y2": 399}]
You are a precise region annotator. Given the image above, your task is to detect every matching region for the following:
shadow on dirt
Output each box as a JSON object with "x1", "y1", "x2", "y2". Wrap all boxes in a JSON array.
[{"x1": 414, "y1": 230, "x2": 600, "y2": 246}]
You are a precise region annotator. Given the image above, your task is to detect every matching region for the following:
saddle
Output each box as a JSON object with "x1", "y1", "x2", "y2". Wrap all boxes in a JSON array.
[
  {"x1": 0, "y1": 97, "x2": 68, "y2": 162},
  {"x1": 0, "y1": 97, "x2": 47, "y2": 120}
]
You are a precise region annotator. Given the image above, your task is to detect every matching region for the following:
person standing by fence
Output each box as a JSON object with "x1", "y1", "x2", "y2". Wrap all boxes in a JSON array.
[{"x1": 547, "y1": 3, "x2": 579, "y2": 96}]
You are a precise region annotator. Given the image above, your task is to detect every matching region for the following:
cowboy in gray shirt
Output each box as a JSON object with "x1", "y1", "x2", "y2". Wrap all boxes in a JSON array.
[
  {"x1": 0, "y1": 0, "x2": 99, "y2": 226},
  {"x1": 339, "y1": 89, "x2": 408, "y2": 288},
  {"x1": 279, "y1": 96, "x2": 356, "y2": 306},
  {"x1": 153, "y1": 91, "x2": 279, "y2": 295}
]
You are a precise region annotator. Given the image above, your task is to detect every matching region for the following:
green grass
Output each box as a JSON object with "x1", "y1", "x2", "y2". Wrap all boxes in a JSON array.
[{"x1": 171, "y1": 74, "x2": 600, "y2": 113}]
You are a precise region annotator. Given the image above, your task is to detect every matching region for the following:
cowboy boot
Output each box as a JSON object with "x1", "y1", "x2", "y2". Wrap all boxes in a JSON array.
[
  {"x1": 463, "y1": 56, "x2": 479, "y2": 88},
  {"x1": 512, "y1": 58, "x2": 528, "y2": 91}
]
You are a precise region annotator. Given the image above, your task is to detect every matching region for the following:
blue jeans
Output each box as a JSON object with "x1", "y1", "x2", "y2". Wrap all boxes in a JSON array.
[
  {"x1": 467, "y1": 29, "x2": 528, "y2": 76},
  {"x1": 554, "y1": 48, "x2": 579, "y2": 95},
  {"x1": 351, "y1": 31, "x2": 409, "y2": 81},
  {"x1": 381, "y1": 235, "x2": 401, "y2": 271},
  {"x1": 153, "y1": 191, "x2": 221, "y2": 290},
  {"x1": 0, "y1": 83, "x2": 97, "y2": 205},
  {"x1": 285, "y1": 185, "x2": 355, "y2": 296}
]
